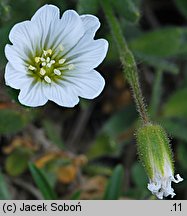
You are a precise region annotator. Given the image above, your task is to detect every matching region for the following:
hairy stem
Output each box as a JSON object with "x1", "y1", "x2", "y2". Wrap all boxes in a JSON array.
[{"x1": 101, "y1": 0, "x2": 149, "y2": 124}]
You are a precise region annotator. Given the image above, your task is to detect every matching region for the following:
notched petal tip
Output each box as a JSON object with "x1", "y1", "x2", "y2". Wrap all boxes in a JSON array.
[
  {"x1": 61, "y1": 9, "x2": 81, "y2": 21},
  {"x1": 31, "y1": 4, "x2": 60, "y2": 21},
  {"x1": 99, "y1": 38, "x2": 109, "y2": 55},
  {"x1": 148, "y1": 173, "x2": 183, "y2": 199},
  {"x1": 173, "y1": 174, "x2": 184, "y2": 183},
  {"x1": 80, "y1": 14, "x2": 101, "y2": 38},
  {"x1": 18, "y1": 82, "x2": 48, "y2": 107}
]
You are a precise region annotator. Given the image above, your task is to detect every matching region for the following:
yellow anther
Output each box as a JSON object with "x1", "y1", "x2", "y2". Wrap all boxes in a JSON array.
[
  {"x1": 43, "y1": 49, "x2": 52, "y2": 56},
  {"x1": 54, "y1": 69, "x2": 61, "y2": 76},
  {"x1": 68, "y1": 64, "x2": 75, "y2": 70},
  {"x1": 47, "y1": 49, "x2": 53, "y2": 55},
  {"x1": 47, "y1": 49, "x2": 52, "y2": 55},
  {"x1": 44, "y1": 76, "x2": 52, "y2": 84},
  {"x1": 59, "y1": 58, "x2": 66, "y2": 64},
  {"x1": 35, "y1": 57, "x2": 40, "y2": 63},
  {"x1": 28, "y1": 65, "x2": 36, "y2": 71},
  {"x1": 46, "y1": 57, "x2": 50, "y2": 63},
  {"x1": 40, "y1": 68, "x2": 46, "y2": 76}
]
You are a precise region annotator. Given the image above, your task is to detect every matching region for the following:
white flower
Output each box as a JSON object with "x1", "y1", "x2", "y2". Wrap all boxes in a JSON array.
[
  {"x1": 147, "y1": 159, "x2": 183, "y2": 199},
  {"x1": 5, "y1": 4, "x2": 108, "y2": 107}
]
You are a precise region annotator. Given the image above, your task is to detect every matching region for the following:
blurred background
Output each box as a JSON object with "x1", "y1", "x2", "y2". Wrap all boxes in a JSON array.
[{"x1": 0, "y1": 0, "x2": 187, "y2": 200}]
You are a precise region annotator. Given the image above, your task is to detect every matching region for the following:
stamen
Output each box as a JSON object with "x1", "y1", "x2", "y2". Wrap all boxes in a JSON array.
[
  {"x1": 68, "y1": 64, "x2": 75, "y2": 70},
  {"x1": 31, "y1": 47, "x2": 67, "y2": 83},
  {"x1": 44, "y1": 76, "x2": 52, "y2": 84},
  {"x1": 44, "y1": 49, "x2": 52, "y2": 56},
  {"x1": 50, "y1": 60, "x2": 55, "y2": 64},
  {"x1": 40, "y1": 68, "x2": 46, "y2": 76},
  {"x1": 54, "y1": 69, "x2": 61, "y2": 76},
  {"x1": 47, "y1": 49, "x2": 52, "y2": 55},
  {"x1": 28, "y1": 65, "x2": 36, "y2": 71},
  {"x1": 43, "y1": 50, "x2": 48, "y2": 56},
  {"x1": 46, "y1": 57, "x2": 50, "y2": 63},
  {"x1": 35, "y1": 57, "x2": 40, "y2": 63},
  {"x1": 59, "y1": 58, "x2": 66, "y2": 64}
]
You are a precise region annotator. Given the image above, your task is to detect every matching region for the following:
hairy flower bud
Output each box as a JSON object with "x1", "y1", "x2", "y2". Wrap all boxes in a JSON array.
[{"x1": 137, "y1": 123, "x2": 183, "y2": 199}]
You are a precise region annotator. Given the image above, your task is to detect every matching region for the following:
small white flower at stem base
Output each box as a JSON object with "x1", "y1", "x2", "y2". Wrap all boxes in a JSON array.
[
  {"x1": 5, "y1": 4, "x2": 108, "y2": 107},
  {"x1": 137, "y1": 124, "x2": 183, "y2": 199}
]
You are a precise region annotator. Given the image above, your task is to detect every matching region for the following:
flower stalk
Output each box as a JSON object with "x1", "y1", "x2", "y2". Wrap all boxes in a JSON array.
[
  {"x1": 101, "y1": 0, "x2": 183, "y2": 199},
  {"x1": 101, "y1": 0, "x2": 149, "y2": 124}
]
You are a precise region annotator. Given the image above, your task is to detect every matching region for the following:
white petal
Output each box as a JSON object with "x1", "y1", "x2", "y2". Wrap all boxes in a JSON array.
[
  {"x1": 5, "y1": 63, "x2": 29, "y2": 89},
  {"x1": 9, "y1": 21, "x2": 40, "y2": 55},
  {"x1": 31, "y1": 4, "x2": 60, "y2": 22},
  {"x1": 5, "y1": 45, "x2": 28, "y2": 71},
  {"x1": 147, "y1": 181, "x2": 161, "y2": 192},
  {"x1": 81, "y1": 14, "x2": 100, "y2": 39},
  {"x1": 62, "y1": 69, "x2": 105, "y2": 99},
  {"x1": 51, "y1": 10, "x2": 84, "y2": 51},
  {"x1": 43, "y1": 83, "x2": 79, "y2": 107},
  {"x1": 66, "y1": 39, "x2": 108, "y2": 72},
  {"x1": 18, "y1": 82, "x2": 48, "y2": 107},
  {"x1": 31, "y1": 4, "x2": 60, "y2": 49},
  {"x1": 173, "y1": 174, "x2": 184, "y2": 183}
]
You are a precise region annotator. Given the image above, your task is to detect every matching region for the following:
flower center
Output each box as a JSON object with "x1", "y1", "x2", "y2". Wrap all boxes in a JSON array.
[{"x1": 27, "y1": 46, "x2": 74, "y2": 84}]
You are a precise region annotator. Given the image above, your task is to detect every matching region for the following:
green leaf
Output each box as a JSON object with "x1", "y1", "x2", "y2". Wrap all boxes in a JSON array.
[
  {"x1": 5, "y1": 148, "x2": 32, "y2": 176},
  {"x1": 105, "y1": 34, "x2": 119, "y2": 64},
  {"x1": 174, "y1": 0, "x2": 187, "y2": 19},
  {"x1": 0, "y1": 0, "x2": 11, "y2": 23},
  {"x1": 149, "y1": 69, "x2": 163, "y2": 117},
  {"x1": 0, "y1": 109, "x2": 31, "y2": 134},
  {"x1": 0, "y1": 170, "x2": 11, "y2": 199},
  {"x1": 103, "y1": 164, "x2": 124, "y2": 200},
  {"x1": 131, "y1": 162, "x2": 147, "y2": 188},
  {"x1": 9, "y1": 0, "x2": 40, "y2": 21},
  {"x1": 43, "y1": 119, "x2": 65, "y2": 149},
  {"x1": 6, "y1": 87, "x2": 20, "y2": 104},
  {"x1": 29, "y1": 163, "x2": 57, "y2": 200},
  {"x1": 87, "y1": 134, "x2": 117, "y2": 160},
  {"x1": 87, "y1": 105, "x2": 137, "y2": 159},
  {"x1": 161, "y1": 118, "x2": 187, "y2": 142},
  {"x1": 112, "y1": 0, "x2": 140, "y2": 23},
  {"x1": 102, "y1": 104, "x2": 137, "y2": 138},
  {"x1": 70, "y1": 190, "x2": 82, "y2": 200},
  {"x1": 77, "y1": 0, "x2": 99, "y2": 14},
  {"x1": 83, "y1": 164, "x2": 112, "y2": 176},
  {"x1": 136, "y1": 55, "x2": 179, "y2": 74},
  {"x1": 162, "y1": 88, "x2": 187, "y2": 118},
  {"x1": 129, "y1": 27, "x2": 185, "y2": 58}
]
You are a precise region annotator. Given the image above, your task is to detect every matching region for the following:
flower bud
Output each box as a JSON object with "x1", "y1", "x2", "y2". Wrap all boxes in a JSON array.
[{"x1": 137, "y1": 123, "x2": 183, "y2": 199}]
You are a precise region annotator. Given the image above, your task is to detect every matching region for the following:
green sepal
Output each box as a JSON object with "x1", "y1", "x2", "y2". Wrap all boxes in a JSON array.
[{"x1": 136, "y1": 124, "x2": 174, "y2": 180}]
